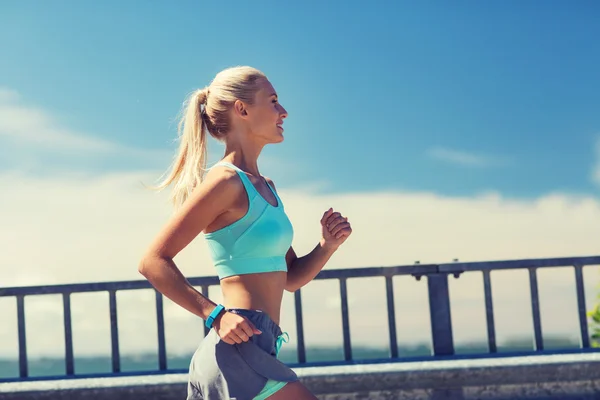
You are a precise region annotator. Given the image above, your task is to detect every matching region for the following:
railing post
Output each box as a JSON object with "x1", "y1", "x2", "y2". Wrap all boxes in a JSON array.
[
  {"x1": 573, "y1": 264, "x2": 590, "y2": 349},
  {"x1": 109, "y1": 290, "x2": 121, "y2": 373},
  {"x1": 62, "y1": 293, "x2": 74, "y2": 376},
  {"x1": 294, "y1": 289, "x2": 306, "y2": 363},
  {"x1": 528, "y1": 268, "x2": 543, "y2": 351},
  {"x1": 339, "y1": 278, "x2": 352, "y2": 361},
  {"x1": 16, "y1": 295, "x2": 28, "y2": 378},
  {"x1": 155, "y1": 291, "x2": 167, "y2": 371},
  {"x1": 427, "y1": 272, "x2": 455, "y2": 356},
  {"x1": 482, "y1": 270, "x2": 497, "y2": 353},
  {"x1": 385, "y1": 276, "x2": 399, "y2": 358},
  {"x1": 201, "y1": 286, "x2": 210, "y2": 337}
]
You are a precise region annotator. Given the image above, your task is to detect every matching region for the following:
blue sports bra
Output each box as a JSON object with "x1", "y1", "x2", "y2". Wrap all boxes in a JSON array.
[{"x1": 204, "y1": 161, "x2": 294, "y2": 279}]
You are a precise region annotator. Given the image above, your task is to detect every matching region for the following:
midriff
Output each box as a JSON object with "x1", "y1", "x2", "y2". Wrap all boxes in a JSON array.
[{"x1": 220, "y1": 271, "x2": 288, "y2": 325}]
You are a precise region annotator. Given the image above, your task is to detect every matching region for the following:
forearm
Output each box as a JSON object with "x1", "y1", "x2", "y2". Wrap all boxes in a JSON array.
[
  {"x1": 138, "y1": 256, "x2": 217, "y2": 320},
  {"x1": 286, "y1": 241, "x2": 337, "y2": 292}
]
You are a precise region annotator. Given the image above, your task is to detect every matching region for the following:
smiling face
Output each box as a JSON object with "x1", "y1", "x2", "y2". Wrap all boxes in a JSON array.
[{"x1": 244, "y1": 78, "x2": 288, "y2": 144}]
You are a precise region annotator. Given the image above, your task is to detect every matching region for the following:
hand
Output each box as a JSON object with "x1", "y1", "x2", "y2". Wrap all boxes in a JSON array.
[
  {"x1": 320, "y1": 208, "x2": 352, "y2": 251},
  {"x1": 213, "y1": 311, "x2": 262, "y2": 345}
]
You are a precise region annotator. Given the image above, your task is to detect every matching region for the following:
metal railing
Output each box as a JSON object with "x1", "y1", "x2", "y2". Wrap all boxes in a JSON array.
[{"x1": 1, "y1": 255, "x2": 599, "y2": 382}]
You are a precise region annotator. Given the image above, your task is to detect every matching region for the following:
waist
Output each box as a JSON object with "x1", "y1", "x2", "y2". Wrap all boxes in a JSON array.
[
  {"x1": 226, "y1": 308, "x2": 282, "y2": 336},
  {"x1": 214, "y1": 256, "x2": 288, "y2": 279},
  {"x1": 220, "y1": 272, "x2": 287, "y2": 325}
]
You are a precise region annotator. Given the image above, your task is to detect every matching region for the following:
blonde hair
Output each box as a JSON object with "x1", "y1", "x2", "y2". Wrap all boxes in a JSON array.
[{"x1": 153, "y1": 66, "x2": 267, "y2": 208}]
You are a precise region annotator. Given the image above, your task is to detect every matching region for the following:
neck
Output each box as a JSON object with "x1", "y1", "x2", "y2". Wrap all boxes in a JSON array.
[{"x1": 222, "y1": 132, "x2": 265, "y2": 176}]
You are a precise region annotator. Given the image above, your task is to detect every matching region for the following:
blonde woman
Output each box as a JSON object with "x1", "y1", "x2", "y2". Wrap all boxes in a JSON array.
[{"x1": 139, "y1": 66, "x2": 352, "y2": 400}]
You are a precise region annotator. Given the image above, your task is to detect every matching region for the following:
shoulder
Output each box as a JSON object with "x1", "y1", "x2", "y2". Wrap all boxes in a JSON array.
[
  {"x1": 204, "y1": 164, "x2": 241, "y2": 186},
  {"x1": 188, "y1": 166, "x2": 244, "y2": 205}
]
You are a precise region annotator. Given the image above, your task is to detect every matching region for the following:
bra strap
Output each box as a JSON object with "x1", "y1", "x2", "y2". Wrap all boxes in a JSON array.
[{"x1": 211, "y1": 161, "x2": 256, "y2": 197}]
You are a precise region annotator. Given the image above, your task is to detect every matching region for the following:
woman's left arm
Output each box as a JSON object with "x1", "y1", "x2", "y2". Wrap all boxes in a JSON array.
[
  {"x1": 266, "y1": 178, "x2": 352, "y2": 292},
  {"x1": 284, "y1": 209, "x2": 350, "y2": 291}
]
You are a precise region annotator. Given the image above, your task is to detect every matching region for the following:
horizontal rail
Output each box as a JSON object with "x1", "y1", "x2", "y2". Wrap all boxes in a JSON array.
[
  {"x1": 0, "y1": 277, "x2": 221, "y2": 297},
  {"x1": 0, "y1": 266, "x2": 437, "y2": 297},
  {"x1": 4, "y1": 255, "x2": 599, "y2": 297},
  {"x1": 437, "y1": 256, "x2": 600, "y2": 274}
]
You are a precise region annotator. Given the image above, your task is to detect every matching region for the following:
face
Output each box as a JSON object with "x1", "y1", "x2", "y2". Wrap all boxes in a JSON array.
[{"x1": 243, "y1": 79, "x2": 288, "y2": 144}]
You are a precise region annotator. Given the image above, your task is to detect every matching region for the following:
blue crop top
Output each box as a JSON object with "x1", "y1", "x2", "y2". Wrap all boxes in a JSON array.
[{"x1": 204, "y1": 161, "x2": 294, "y2": 280}]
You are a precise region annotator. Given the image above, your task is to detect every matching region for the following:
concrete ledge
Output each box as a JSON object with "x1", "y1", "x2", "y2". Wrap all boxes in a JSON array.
[
  {"x1": 1, "y1": 353, "x2": 600, "y2": 399},
  {"x1": 299, "y1": 353, "x2": 600, "y2": 399}
]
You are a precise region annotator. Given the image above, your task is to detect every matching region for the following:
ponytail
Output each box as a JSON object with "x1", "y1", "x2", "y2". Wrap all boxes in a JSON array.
[{"x1": 153, "y1": 88, "x2": 209, "y2": 208}]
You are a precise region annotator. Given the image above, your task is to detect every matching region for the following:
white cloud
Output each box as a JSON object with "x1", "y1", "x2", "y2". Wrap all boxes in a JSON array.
[
  {"x1": 0, "y1": 171, "x2": 599, "y2": 358},
  {"x1": 0, "y1": 87, "x2": 171, "y2": 164},
  {"x1": 427, "y1": 147, "x2": 510, "y2": 167}
]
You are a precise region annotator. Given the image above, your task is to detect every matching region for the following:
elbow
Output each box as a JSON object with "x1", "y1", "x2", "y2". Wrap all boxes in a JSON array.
[
  {"x1": 138, "y1": 253, "x2": 173, "y2": 280},
  {"x1": 284, "y1": 278, "x2": 300, "y2": 293},
  {"x1": 138, "y1": 258, "x2": 149, "y2": 277},
  {"x1": 137, "y1": 254, "x2": 155, "y2": 278}
]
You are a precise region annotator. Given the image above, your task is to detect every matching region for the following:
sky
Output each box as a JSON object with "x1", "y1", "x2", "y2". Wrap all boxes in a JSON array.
[{"x1": 1, "y1": 1, "x2": 600, "y2": 363}]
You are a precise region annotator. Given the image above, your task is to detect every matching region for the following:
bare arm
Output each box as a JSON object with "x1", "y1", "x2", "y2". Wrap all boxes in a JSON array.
[
  {"x1": 266, "y1": 178, "x2": 352, "y2": 292},
  {"x1": 138, "y1": 169, "x2": 239, "y2": 320},
  {"x1": 284, "y1": 242, "x2": 337, "y2": 292}
]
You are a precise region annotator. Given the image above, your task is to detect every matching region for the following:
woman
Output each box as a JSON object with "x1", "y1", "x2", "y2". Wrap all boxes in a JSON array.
[{"x1": 139, "y1": 66, "x2": 352, "y2": 400}]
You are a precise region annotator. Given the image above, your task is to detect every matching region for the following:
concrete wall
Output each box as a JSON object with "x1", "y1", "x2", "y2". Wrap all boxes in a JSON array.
[{"x1": 1, "y1": 353, "x2": 599, "y2": 400}]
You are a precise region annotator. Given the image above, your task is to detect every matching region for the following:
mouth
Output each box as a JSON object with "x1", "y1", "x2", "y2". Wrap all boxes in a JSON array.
[{"x1": 276, "y1": 123, "x2": 284, "y2": 131}]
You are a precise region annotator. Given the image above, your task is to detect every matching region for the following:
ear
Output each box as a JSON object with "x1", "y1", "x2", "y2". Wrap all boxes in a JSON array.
[{"x1": 233, "y1": 99, "x2": 248, "y2": 118}]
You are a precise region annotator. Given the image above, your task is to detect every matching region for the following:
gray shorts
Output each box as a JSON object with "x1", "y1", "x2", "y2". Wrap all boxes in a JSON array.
[{"x1": 186, "y1": 308, "x2": 298, "y2": 400}]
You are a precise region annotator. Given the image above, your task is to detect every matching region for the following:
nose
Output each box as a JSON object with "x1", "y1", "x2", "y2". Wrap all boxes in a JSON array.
[{"x1": 279, "y1": 104, "x2": 288, "y2": 119}]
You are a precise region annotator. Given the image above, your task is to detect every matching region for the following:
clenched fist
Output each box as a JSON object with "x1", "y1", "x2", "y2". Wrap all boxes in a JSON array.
[
  {"x1": 320, "y1": 208, "x2": 352, "y2": 251},
  {"x1": 214, "y1": 311, "x2": 262, "y2": 345}
]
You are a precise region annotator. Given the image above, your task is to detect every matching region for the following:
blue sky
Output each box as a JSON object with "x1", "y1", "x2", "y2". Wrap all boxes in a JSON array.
[
  {"x1": 2, "y1": 1, "x2": 599, "y2": 197},
  {"x1": 2, "y1": 1, "x2": 600, "y2": 358}
]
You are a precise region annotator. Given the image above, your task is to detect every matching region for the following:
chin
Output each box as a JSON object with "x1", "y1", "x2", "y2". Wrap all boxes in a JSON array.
[
  {"x1": 259, "y1": 128, "x2": 285, "y2": 144},
  {"x1": 270, "y1": 132, "x2": 285, "y2": 144}
]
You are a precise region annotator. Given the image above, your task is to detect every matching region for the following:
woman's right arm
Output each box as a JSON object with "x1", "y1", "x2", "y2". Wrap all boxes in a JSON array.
[
  {"x1": 138, "y1": 170, "x2": 236, "y2": 319},
  {"x1": 138, "y1": 169, "x2": 260, "y2": 344}
]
